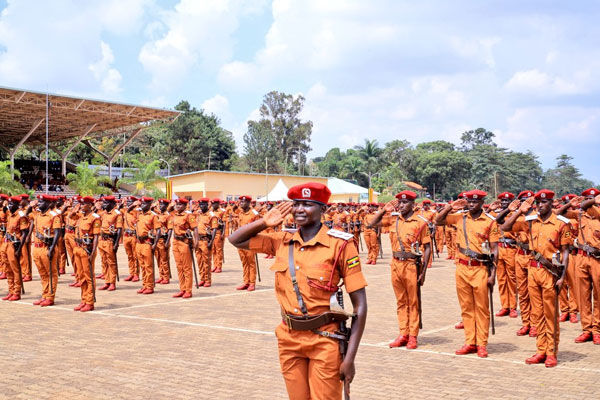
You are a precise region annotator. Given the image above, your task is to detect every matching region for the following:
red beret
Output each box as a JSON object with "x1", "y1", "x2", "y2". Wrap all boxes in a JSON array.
[
  {"x1": 497, "y1": 192, "x2": 515, "y2": 200},
  {"x1": 211, "y1": 198, "x2": 220, "y2": 203},
  {"x1": 582, "y1": 188, "x2": 599, "y2": 197},
  {"x1": 287, "y1": 182, "x2": 331, "y2": 205},
  {"x1": 561, "y1": 194, "x2": 577, "y2": 202},
  {"x1": 465, "y1": 190, "x2": 487, "y2": 199},
  {"x1": 58, "y1": 195, "x2": 66, "y2": 200},
  {"x1": 422, "y1": 199, "x2": 432, "y2": 204},
  {"x1": 103, "y1": 195, "x2": 116, "y2": 202},
  {"x1": 534, "y1": 189, "x2": 555, "y2": 200},
  {"x1": 158, "y1": 198, "x2": 170, "y2": 204},
  {"x1": 37, "y1": 194, "x2": 55, "y2": 202},
  {"x1": 198, "y1": 197, "x2": 210, "y2": 203},
  {"x1": 128, "y1": 196, "x2": 138, "y2": 201},
  {"x1": 517, "y1": 190, "x2": 534, "y2": 199},
  {"x1": 239, "y1": 195, "x2": 252, "y2": 201},
  {"x1": 369, "y1": 202, "x2": 378, "y2": 206},
  {"x1": 395, "y1": 190, "x2": 417, "y2": 200},
  {"x1": 20, "y1": 193, "x2": 30, "y2": 200},
  {"x1": 0, "y1": 194, "x2": 8, "y2": 200},
  {"x1": 220, "y1": 201, "x2": 226, "y2": 204},
  {"x1": 9, "y1": 195, "x2": 21, "y2": 202},
  {"x1": 176, "y1": 198, "x2": 189, "y2": 204},
  {"x1": 81, "y1": 196, "x2": 95, "y2": 204},
  {"x1": 141, "y1": 196, "x2": 154, "y2": 202},
  {"x1": 457, "y1": 191, "x2": 467, "y2": 199}
]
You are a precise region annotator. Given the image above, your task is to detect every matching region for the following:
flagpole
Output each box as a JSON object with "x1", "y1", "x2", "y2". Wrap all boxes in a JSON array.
[{"x1": 46, "y1": 88, "x2": 49, "y2": 194}]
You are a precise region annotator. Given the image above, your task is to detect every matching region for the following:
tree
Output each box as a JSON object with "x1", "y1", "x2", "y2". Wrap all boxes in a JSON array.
[
  {"x1": 543, "y1": 154, "x2": 595, "y2": 195},
  {"x1": 123, "y1": 159, "x2": 166, "y2": 197},
  {"x1": 460, "y1": 128, "x2": 496, "y2": 150},
  {"x1": 0, "y1": 161, "x2": 28, "y2": 195},
  {"x1": 66, "y1": 162, "x2": 112, "y2": 196},
  {"x1": 243, "y1": 121, "x2": 280, "y2": 173},
  {"x1": 355, "y1": 139, "x2": 382, "y2": 188}
]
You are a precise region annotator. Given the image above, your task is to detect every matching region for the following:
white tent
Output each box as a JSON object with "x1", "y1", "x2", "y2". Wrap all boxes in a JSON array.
[{"x1": 258, "y1": 178, "x2": 289, "y2": 201}]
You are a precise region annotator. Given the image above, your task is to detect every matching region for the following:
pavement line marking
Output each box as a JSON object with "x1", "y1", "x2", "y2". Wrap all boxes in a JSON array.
[
  {"x1": 420, "y1": 324, "x2": 456, "y2": 335},
  {"x1": 106, "y1": 288, "x2": 275, "y2": 312}
]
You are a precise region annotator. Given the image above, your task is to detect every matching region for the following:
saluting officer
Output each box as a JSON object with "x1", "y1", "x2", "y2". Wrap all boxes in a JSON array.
[
  {"x1": 2, "y1": 196, "x2": 29, "y2": 301},
  {"x1": 122, "y1": 196, "x2": 140, "y2": 282},
  {"x1": 210, "y1": 198, "x2": 225, "y2": 273},
  {"x1": 171, "y1": 198, "x2": 198, "y2": 299},
  {"x1": 155, "y1": 198, "x2": 173, "y2": 285},
  {"x1": 135, "y1": 197, "x2": 161, "y2": 295},
  {"x1": 235, "y1": 195, "x2": 259, "y2": 291},
  {"x1": 229, "y1": 182, "x2": 367, "y2": 400},
  {"x1": 494, "y1": 192, "x2": 519, "y2": 318},
  {"x1": 98, "y1": 196, "x2": 123, "y2": 291}
]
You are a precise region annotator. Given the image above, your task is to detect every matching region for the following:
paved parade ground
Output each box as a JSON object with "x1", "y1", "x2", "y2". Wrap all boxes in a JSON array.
[{"x1": 1, "y1": 236, "x2": 599, "y2": 399}]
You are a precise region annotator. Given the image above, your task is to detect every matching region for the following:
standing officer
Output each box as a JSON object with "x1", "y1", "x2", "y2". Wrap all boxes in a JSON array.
[
  {"x1": 155, "y1": 198, "x2": 173, "y2": 285},
  {"x1": 65, "y1": 196, "x2": 81, "y2": 287},
  {"x1": 0, "y1": 194, "x2": 8, "y2": 281},
  {"x1": 436, "y1": 190, "x2": 499, "y2": 358},
  {"x1": 2, "y1": 196, "x2": 29, "y2": 301},
  {"x1": 135, "y1": 197, "x2": 161, "y2": 295},
  {"x1": 31, "y1": 195, "x2": 61, "y2": 306},
  {"x1": 362, "y1": 203, "x2": 380, "y2": 264},
  {"x1": 171, "y1": 198, "x2": 198, "y2": 298},
  {"x1": 495, "y1": 192, "x2": 519, "y2": 318},
  {"x1": 194, "y1": 198, "x2": 218, "y2": 287},
  {"x1": 19, "y1": 194, "x2": 33, "y2": 282},
  {"x1": 98, "y1": 196, "x2": 123, "y2": 291},
  {"x1": 235, "y1": 195, "x2": 259, "y2": 291},
  {"x1": 228, "y1": 182, "x2": 368, "y2": 400},
  {"x1": 501, "y1": 190, "x2": 570, "y2": 367},
  {"x1": 370, "y1": 191, "x2": 431, "y2": 349},
  {"x1": 555, "y1": 194, "x2": 580, "y2": 324},
  {"x1": 210, "y1": 198, "x2": 225, "y2": 273},
  {"x1": 122, "y1": 196, "x2": 140, "y2": 282},
  {"x1": 72, "y1": 196, "x2": 101, "y2": 312}
]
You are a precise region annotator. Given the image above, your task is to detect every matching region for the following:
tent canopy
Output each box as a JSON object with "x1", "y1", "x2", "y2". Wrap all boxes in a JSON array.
[
  {"x1": 258, "y1": 178, "x2": 289, "y2": 201},
  {"x1": 327, "y1": 177, "x2": 374, "y2": 194}
]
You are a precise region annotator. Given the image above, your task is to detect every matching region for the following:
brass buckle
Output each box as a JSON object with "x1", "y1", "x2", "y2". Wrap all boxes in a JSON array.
[{"x1": 284, "y1": 314, "x2": 293, "y2": 330}]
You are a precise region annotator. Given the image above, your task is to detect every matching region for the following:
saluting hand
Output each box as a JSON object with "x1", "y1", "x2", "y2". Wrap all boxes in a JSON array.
[
  {"x1": 507, "y1": 199, "x2": 520, "y2": 212},
  {"x1": 451, "y1": 199, "x2": 467, "y2": 212},
  {"x1": 519, "y1": 197, "x2": 534, "y2": 213},
  {"x1": 263, "y1": 202, "x2": 293, "y2": 227},
  {"x1": 488, "y1": 200, "x2": 501, "y2": 211},
  {"x1": 570, "y1": 196, "x2": 584, "y2": 209},
  {"x1": 383, "y1": 200, "x2": 397, "y2": 213},
  {"x1": 595, "y1": 194, "x2": 600, "y2": 205}
]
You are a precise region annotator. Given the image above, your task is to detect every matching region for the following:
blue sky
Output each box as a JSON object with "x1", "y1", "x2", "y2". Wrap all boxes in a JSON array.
[{"x1": 1, "y1": 0, "x2": 598, "y2": 184}]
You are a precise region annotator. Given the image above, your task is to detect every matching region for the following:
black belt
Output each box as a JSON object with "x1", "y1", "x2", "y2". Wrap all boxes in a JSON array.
[
  {"x1": 281, "y1": 310, "x2": 349, "y2": 332},
  {"x1": 124, "y1": 229, "x2": 135, "y2": 235},
  {"x1": 577, "y1": 243, "x2": 600, "y2": 258},
  {"x1": 199, "y1": 235, "x2": 210, "y2": 241},
  {"x1": 174, "y1": 234, "x2": 188, "y2": 241},
  {"x1": 499, "y1": 238, "x2": 517, "y2": 246},
  {"x1": 101, "y1": 233, "x2": 116, "y2": 241},
  {"x1": 392, "y1": 251, "x2": 418, "y2": 261}
]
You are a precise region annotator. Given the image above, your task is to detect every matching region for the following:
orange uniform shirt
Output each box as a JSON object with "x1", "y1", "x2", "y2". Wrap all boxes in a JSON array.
[
  {"x1": 136, "y1": 211, "x2": 160, "y2": 238},
  {"x1": 249, "y1": 225, "x2": 367, "y2": 317},
  {"x1": 6, "y1": 210, "x2": 29, "y2": 239},
  {"x1": 443, "y1": 211, "x2": 500, "y2": 257},
  {"x1": 195, "y1": 210, "x2": 219, "y2": 236},
  {"x1": 566, "y1": 209, "x2": 600, "y2": 249},
  {"x1": 172, "y1": 211, "x2": 197, "y2": 236},
  {"x1": 32, "y1": 210, "x2": 61, "y2": 245},
  {"x1": 238, "y1": 208, "x2": 260, "y2": 227},
  {"x1": 385, "y1": 213, "x2": 431, "y2": 252},
  {"x1": 76, "y1": 212, "x2": 101, "y2": 238},
  {"x1": 157, "y1": 211, "x2": 173, "y2": 233},
  {"x1": 509, "y1": 213, "x2": 571, "y2": 259},
  {"x1": 100, "y1": 209, "x2": 123, "y2": 235}
]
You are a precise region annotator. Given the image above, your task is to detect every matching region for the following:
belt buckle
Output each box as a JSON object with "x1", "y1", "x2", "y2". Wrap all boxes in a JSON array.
[
  {"x1": 467, "y1": 258, "x2": 472, "y2": 267},
  {"x1": 284, "y1": 314, "x2": 293, "y2": 330}
]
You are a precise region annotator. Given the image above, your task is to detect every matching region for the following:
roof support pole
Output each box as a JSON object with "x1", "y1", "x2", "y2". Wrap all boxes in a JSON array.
[
  {"x1": 10, "y1": 118, "x2": 44, "y2": 178},
  {"x1": 62, "y1": 124, "x2": 97, "y2": 175},
  {"x1": 106, "y1": 128, "x2": 143, "y2": 181}
]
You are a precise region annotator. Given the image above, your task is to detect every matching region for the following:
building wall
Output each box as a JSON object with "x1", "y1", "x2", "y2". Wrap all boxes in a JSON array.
[{"x1": 169, "y1": 171, "x2": 328, "y2": 201}]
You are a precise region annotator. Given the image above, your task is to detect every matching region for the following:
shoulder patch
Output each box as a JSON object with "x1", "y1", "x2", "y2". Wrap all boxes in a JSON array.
[
  {"x1": 557, "y1": 215, "x2": 570, "y2": 224},
  {"x1": 92, "y1": 213, "x2": 100, "y2": 219},
  {"x1": 346, "y1": 256, "x2": 360, "y2": 269},
  {"x1": 525, "y1": 214, "x2": 538, "y2": 221},
  {"x1": 327, "y1": 229, "x2": 354, "y2": 241},
  {"x1": 484, "y1": 212, "x2": 496, "y2": 221}
]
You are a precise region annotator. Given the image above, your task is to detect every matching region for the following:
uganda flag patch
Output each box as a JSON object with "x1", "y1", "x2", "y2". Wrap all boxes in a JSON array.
[{"x1": 347, "y1": 256, "x2": 360, "y2": 269}]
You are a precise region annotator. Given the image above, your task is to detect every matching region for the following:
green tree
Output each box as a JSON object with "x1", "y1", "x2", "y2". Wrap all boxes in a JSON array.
[
  {"x1": 123, "y1": 159, "x2": 166, "y2": 196},
  {"x1": 243, "y1": 121, "x2": 280, "y2": 173},
  {"x1": 354, "y1": 139, "x2": 382, "y2": 188},
  {"x1": 543, "y1": 154, "x2": 595, "y2": 195},
  {"x1": 66, "y1": 162, "x2": 112, "y2": 196},
  {"x1": 0, "y1": 161, "x2": 28, "y2": 195},
  {"x1": 460, "y1": 127, "x2": 496, "y2": 150}
]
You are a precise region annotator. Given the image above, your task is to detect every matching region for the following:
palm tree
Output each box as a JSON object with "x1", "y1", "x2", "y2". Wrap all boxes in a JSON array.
[
  {"x1": 124, "y1": 159, "x2": 166, "y2": 196},
  {"x1": 66, "y1": 162, "x2": 112, "y2": 196},
  {"x1": 0, "y1": 161, "x2": 27, "y2": 195},
  {"x1": 341, "y1": 157, "x2": 364, "y2": 182},
  {"x1": 355, "y1": 139, "x2": 382, "y2": 188}
]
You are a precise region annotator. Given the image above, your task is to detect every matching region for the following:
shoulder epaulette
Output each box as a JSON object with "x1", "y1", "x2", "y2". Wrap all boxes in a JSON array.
[
  {"x1": 186, "y1": 210, "x2": 192, "y2": 214},
  {"x1": 209, "y1": 211, "x2": 215, "y2": 217},
  {"x1": 55, "y1": 209, "x2": 62, "y2": 215},
  {"x1": 484, "y1": 212, "x2": 496, "y2": 221},
  {"x1": 92, "y1": 213, "x2": 100, "y2": 219},
  {"x1": 151, "y1": 211, "x2": 158, "y2": 216},
  {"x1": 557, "y1": 215, "x2": 570, "y2": 224},
  {"x1": 252, "y1": 209, "x2": 259, "y2": 215},
  {"x1": 525, "y1": 214, "x2": 538, "y2": 221},
  {"x1": 114, "y1": 209, "x2": 121, "y2": 215},
  {"x1": 18, "y1": 210, "x2": 25, "y2": 217},
  {"x1": 327, "y1": 229, "x2": 354, "y2": 241},
  {"x1": 390, "y1": 212, "x2": 400, "y2": 216},
  {"x1": 49, "y1": 210, "x2": 57, "y2": 217}
]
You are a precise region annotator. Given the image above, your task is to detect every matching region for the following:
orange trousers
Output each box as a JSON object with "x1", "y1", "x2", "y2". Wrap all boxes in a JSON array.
[
  {"x1": 0, "y1": 238, "x2": 4, "y2": 275},
  {"x1": 32, "y1": 245, "x2": 59, "y2": 301},
  {"x1": 22, "y1": 240, "x2": 32, "y2": 276},
  {"x1": 195, "y1": 240, "x2": 212, "y2": 284},
  {"x1": 98, "y1": 239, "x2": 118, "y2": 284},
  {"x1": 211, "y1": 232, "x2": 224, "y2": 270},
  {"x1": 173, "y1": 239, "x2": 193, "y2": 292},
  {"x1": 455, "y1": 261, "x2": 490, "y2": 346},
  {"x1": 445, "y1": 230, "x2": 455, "y2": 258},
  {"x1": 391, "y1": 259, "x2": 420, "y2": 336},
  {"x1": 559, "y1": 254, "x2": 578, "y2": 314},
  {"x1": 575, "y1": 254, "x2": 600, "y2": 335},
  {"x1": 528, "y1": 266, "x2": 559, "y2": 356},
  {"x1": 363, "y1": 230, "x2": 379, "y2": 262},
  {"x1": 515, "y1": 252, "x2": 532, "y2": 327},
  {"x1": 3, "y1": 241, "x2": 23, "y2": 295},
  {"x1": 238, "y1": 248, "x2": 256, "y2": 284},
  {"x1": 65, "y1": 233, "x2": 77, "y2": 278},
  {"x1": 275, "y1": 323, "x2": 342, "y2": 400},
  {"x1": 74, "y1": 245, "x2": 95, "y2": 305},
  {"x1": 123, "y1": 235, "x2": 138, "y2": 276},
  {"x1": 497, "y1": 245, "x2": 517, "y2": 310},
  {"x1": 435, "y1": 226, "x2": 444, "y2": 253},
  {"x1": 136, "y1": 242, "x2": 155, "y2": 290},
  {"x1": 57, "y1": 236, "x2": 66, "y2": 272},
  {"x1": 155, "y1": 239, "x2": 170, "y2": 281}
]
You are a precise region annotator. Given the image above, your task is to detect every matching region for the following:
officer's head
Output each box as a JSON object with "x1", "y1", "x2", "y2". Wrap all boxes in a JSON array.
[
  {"x1": 465, "y1": 190, "x2": 486, "y2": 214},
  {"x1": 198, "y1": 198, "x2": 210, "y2": 213},
  {"x1": 141, "y1": 197, "x2": 153, "y2": 212},
  {"x1": 8, "y1": 196, "x2": 21, "y2": 213},
  {"x1": 287, "y1": 183, "x2": 331, "y2": 227},
  {"x1": 582, "y1": 188, "x2": 598, "y2": 201},
  {"x1": 395, "y1": 191, "x2": 417, "y2": 215},
  {"x1": 518, "y1": 191, "x2": 533, "y2": 204},
  {"x1": 175, "y1": 198, "x2": 188, "y2": 213},
  {"x1": 56, "y1": 196, "x2": 65, "y2": 207},
  {"x1": 498, "y1": 192, "x2": 514, "y2": 210},
  {"x1": 422, "y1": 200, "x2": 431, "y2": 211},
  {"x1": 239, "y1": 196, "x2": 251, "y2": 211},
  {"x1": 535, "y1": 190, "x2": 554, "y2": 216},
  {"x1": 19, "y1": 193, "x2": 30, "y2": 208},
  {"x1": 102, "y1": 195, "x2": 116, "y2": 211},
  {"x1": 37, "y1": 194, "x2": 53, "y2": 212},
  {"x1": 211, "y1": 199, "x2": 220, "y2": 210},
  {"x1": 80, "y1": 196, "x2": 94, "y2": 213},
  {"x1": 159, "y1": 199, "x2": 170, "y2": 212}
]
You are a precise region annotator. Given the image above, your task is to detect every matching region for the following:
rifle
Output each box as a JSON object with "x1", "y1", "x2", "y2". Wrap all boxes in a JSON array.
[
  {"x1": 255, "y1": 252, "x2": 261, "y2": 282},
  {"x1": 411, "y1": 242, "x2": 424, "y2": 329},
  {"x1": 482, "y1": 249, "x2": 496, "y2": 335},
  {"x1": 551, "y1": 252, "x2": 565, "y2": 355},
  {"x1": 86, "y1": 247, "x2": 96, "y2": 302},
  {"x1": 49, "y1": 248, "x2": 54, "y2": 294},
  {"x1": 14, "y1": 240, "x2": 25, "y2": 294},
  {"x1": 377, "y1": 228, "x2": 383, "y2": 259},
  {"x1": 429, "y1": 223, "x2": 439, "y2": 259},
  {"x1": 335, "y1": 288, "x2": 353, "y2": 400},
  {"x1": 188, "y1": 237, "x2": 199, "y2": 288}
]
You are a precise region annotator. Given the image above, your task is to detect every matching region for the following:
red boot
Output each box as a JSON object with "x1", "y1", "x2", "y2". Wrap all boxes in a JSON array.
[
  {"x1": 172, "y1": 291, "x2": 185, "y2": 298},
  {"x1": 406, "y1": 336, "x2": 418, "y2": 350},
  {"x1": 40, "y1": 299, "x2": 54, "y2": 307},
  {"x1": 182, "y1": 291, "x2": 192, "y2": 298},
  {"x1": 74, "y1": 303, "x2": 85, "y2": 311},
  {"x1": 155, "y1": 278, "x2": 164, "y2": 284},
  {"x1": 214, "y1": 268, "x2": 222, "y2": 273},
  {"x1": 559, "y1": 312, "x2": 568, "y2": 322},
  {"x1": 203, "y1": 282, "x2": 211, "y2": 288},
  {"x1": 525, "y1": 353, "x2": 546, "y2": 364},
  {"x1": 569, "y1": 313, "x2": 578, "y2": 323},
  {"x1": 509, "y1": 309, "x2": 518, "y2": 318},
  {"x1": 247, "y1": 284, "x2": 256, "y2": 291},
  {"x1": 161, "y1": 279, "x2": 169, "y2": 284},
  {"x1": 574, "y1": 332, "x2": 593, "y2": 343},
  {"x1": 593, "y1": 334, "x2": 600, "y2": 345},
  {"x1": 477, "y1": 346, "x2": 488, "y2": 358},
  {"x1": 0, "y1": 272, "x2": 6, "y2": 280},
  {"x1": 23, "y1": 275, "x2": 32, "y2": 282},
  {"x1": 389, "y1": 335, "x2": 409, "y2": 348},
  {"x1": 495, "y1": 308, "x2": 510, "y2": 317},
  {"x1": 2, "y1": 293, "x2": 12, "y2": 301},
  {"x1": 236, "y1": 283, "x2": 249, "y2": 290},
  {"x1": 8, "y1": 294, "x2": 20, "y2": 301},
  {"x1": 529, "y1": 326, "x2": 538, "y2": 337},
  {"x1": 80, "y1": 304, "x2": 94, "y2": 312},
  {"x1": 131, "y1": 275, "x2": 140, "y2": 282},
  {"x1": 516, "y1": 326, "x2": 530, "y2": 336},
  {"x1": 107, "y1": 284, "x2": 116, "y2": 291},
  {"x1": 98, "y1": 283, "x2": 110, "y2": 291},
  {"x1": 124, "y1": 275, "x2": 133, "y2": 281},
  {"x1": 142, "y1": 288, "x2": 154, "y2": 295},
  {"x1": 33, "y1": 298, "x2": 45, "y2": 305},
  {"x1": 455, "y1": 344, "x2": 477, "y2": 355},
  {"x1": 137, "y1": 288, "x2": 145, "y2": 294},
  {"x1": 545, "y1": 355, "x2": 558, "y2": 368},
  {"x1": 455, "y1": 321, "x2": 464, "y2": 329}
]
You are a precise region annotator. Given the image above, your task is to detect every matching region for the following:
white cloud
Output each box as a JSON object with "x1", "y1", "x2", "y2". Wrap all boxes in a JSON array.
[
  {"x1": 88, "y1": 41, "x2": 122, "y2": 95},
  {"x1": 505, "y1": 69, "x2": 579, "y2": 95}
]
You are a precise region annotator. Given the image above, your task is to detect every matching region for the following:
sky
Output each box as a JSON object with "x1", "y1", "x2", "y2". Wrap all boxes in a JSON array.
[{"x1": 1, "y1": 0, "x2": 598, "y2": 183}]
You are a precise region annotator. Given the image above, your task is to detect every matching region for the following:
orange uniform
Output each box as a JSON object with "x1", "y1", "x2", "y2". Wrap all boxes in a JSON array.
[
  {"x1": 514, "y1": 218, "x2": 534, "y2": 331},
  {"x1": 384, "y1": 212, "x2": 430, "y2": 337},
  {"x1": 442, "y1": 211, "x2": 499, "y2": 347},
  {"x1": 497, "y1": 228, "x2": 518, "y2": 312},
  {"x1": 362, "y1": 212, "x2": 380, "y2": 263},
  {"x1": 3, "y1": 209, "x2": 29, "y2": 297},
  {"x1": 172, "y1": 211, "x2": 197, "y2": 293},
  {"x1": 509, "y1": 213, "x2": 571, "y2": 356},
  {"x1": 558, "y1": 212, "x2": 579, "y2": 318},
  {"x1": 155, "y1": 210, "x2": 173, "y2": 283},
  {"x1": 0, "y1": 208, "x2": 8, "y2": 278},
  {"x1": 98, "y1": 209, "x2": 123, "y2": 286},
  {"x1": 249, "y1": 226, "x2": 367, "y2": 400},
  {"x1": 122, "y1": 207, "x2": 139, "y2": 278},
  {"x1": 74, "y1": 212, "x2": 101, "y2": 305},
  {"x1": 65, "y1": 210, "x2": 80, "y2": 281},
  {"x1": 195, "y1": 210, "x2": 219, "y2": 285},
  {"x1": 237, "y1": 209, "x2": 260, "y2": 285},
  {"x1": 210, "y1": 207, "x2": 225, "y2": 272},
  {"x1": 135, "y1": 210, "x2": 161, "y2": 291},
  {"x1": 32, "y1": 209, "x2": 62, "y2": 301}
]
